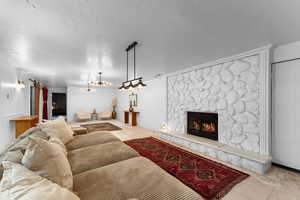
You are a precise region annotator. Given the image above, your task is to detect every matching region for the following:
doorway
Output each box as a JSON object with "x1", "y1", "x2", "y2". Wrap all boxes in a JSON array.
[{"x1": 52, "y1": 93, "x2": 66, "y2": 118}]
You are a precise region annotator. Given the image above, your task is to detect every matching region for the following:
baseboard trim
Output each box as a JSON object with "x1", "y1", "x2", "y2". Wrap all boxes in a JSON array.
[{"x1": 272, "y1": 162, "x2": 300, "y2": 174}]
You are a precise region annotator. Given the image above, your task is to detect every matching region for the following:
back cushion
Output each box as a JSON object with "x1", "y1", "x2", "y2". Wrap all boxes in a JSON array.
[
  {"x1": 0, "y1": 127, "x2": 48, "y2": 181},
  {"x1": 41, "y1": 117, "x2": 74, "y2": 144},
  {"x1": 0, "y1": 126, "x2": 45, "y2": 155},
  {"x1": 8, "y1": 129, "x2": 48, "y2": 153},
  {"x1": 0, "y1": 150, "x2": 23, "y2": 180},
  {"x1": 49, "y1": 137, "x2": 68, "y2": 156},
  {"x1": 0, "y1": 161, "x2": 79, "y2": 200},
  {"x1": 21, "y1": 137, "x2": 73, "y2": 190}
]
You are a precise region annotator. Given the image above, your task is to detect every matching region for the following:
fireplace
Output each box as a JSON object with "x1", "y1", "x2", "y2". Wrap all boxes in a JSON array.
[{"x1": 187, "y1": 112, "x2": 218, "y2": 141}]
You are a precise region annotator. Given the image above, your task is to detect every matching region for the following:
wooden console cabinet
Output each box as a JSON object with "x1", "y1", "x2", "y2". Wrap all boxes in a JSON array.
[
  {"x1": 10, "y1": 115, "x2": 38, "y2": 138},
  {"x1": 124, "y1": 111, "x2": 139, "y2": 126}
]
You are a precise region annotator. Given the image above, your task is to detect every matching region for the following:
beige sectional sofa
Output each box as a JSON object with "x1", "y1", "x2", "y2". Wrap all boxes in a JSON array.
[{"x1": 0, "y1": 119, "x2": 202, "y2": 200}]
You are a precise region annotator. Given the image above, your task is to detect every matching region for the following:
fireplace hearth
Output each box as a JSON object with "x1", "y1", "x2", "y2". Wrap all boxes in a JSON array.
[{"x1": 187, "y1": 112, "x2": 218, "y2": 141}]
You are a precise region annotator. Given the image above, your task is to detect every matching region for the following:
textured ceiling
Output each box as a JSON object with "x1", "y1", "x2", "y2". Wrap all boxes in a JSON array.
[{"x1": 1, "y1": 0, "x2": 300, "y2": 87}]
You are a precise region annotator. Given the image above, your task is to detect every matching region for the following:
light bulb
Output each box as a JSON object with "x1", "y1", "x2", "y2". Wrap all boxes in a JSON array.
[{"x1": 137, "y1": 83, "x2": 144, "y2": 89}]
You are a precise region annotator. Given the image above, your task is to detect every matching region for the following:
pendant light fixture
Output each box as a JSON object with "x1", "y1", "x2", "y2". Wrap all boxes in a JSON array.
[
  {"x1": 134, "y1": 78, "x2": 147, "y2": 89},
  {"x1": 118, "y1": 41, "x2": 146, "y2": 91},
  {"x1": 89, "y1": 72, "x2": 112, "y2": 86},
  {"x1": 80, "y1": 82, "x2": 96, "y2": 92}
]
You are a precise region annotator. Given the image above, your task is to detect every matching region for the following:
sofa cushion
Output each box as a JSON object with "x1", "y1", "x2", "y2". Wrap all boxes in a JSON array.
[
  {"x1": 66, "y1": 131, "x2": 120, "y2": 151},
  {"x1": 31, "y1": 129, "x2": 49, "y2": 140},
  {"x1": 0, "y1": 127, "x2": 47, "y2": 181},
  {"x1": 41, "y1": 116, "x2": 74, "y2": 144},
  {"x1": 73, "y1": 157, "x2": 202, "y2": 200},
  {"x1": 68, "y1": 141, "x2": 139, "y2": 175},
  {"x1": 21, "y1": 137, "x2": 73, "y2": 190},
  {"x1": 1, "y1": 126, "x2": 47, "y2": 155},
  {"x1": 17, "y1": 126, "x2": 46, "y2": 140},
  {"x1": 0, "y1": 150, "x2": 23, "y2": 180},
  {"x1": 8, "y1": 129, "x2": 48, "y2": 153},
  {"x1": 49, "y1": 137, "x2": 68, "y2": 156},
  {"x1": 0, "y1": 161, "x2": 80, "y2": 200}
]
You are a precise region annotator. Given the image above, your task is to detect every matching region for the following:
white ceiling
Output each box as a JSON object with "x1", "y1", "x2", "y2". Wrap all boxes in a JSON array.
[{"x1": 1, "y1": 0, "x2": 300, "y2": 87}]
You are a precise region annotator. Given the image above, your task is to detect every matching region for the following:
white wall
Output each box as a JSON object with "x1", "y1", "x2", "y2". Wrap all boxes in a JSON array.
[
  {"x1": 273, "y1": 41, "x2": 300, "y2": 63},
  {"x1": 0, "y1": 67, "x2": 30, "y2": 151},
  {"x1": 116, "y1": 77, "x2": 167, "y2": 131},
  {"x1": 67, "y1": 86, "x2": 117, "y2": 121},
  {"x1": 272, "y1": 40, "x2": 300, "y2": 169}
]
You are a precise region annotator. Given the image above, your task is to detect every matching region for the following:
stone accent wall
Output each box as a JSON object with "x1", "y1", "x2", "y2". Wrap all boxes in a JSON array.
[{"x1": 167, "y1": 54, "x2": 264, "y2": 154}]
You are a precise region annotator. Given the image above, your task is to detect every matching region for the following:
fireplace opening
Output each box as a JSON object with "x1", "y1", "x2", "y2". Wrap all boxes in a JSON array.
[{"x1": 187, "y1": 112, "x2": 218, "y2": 141}]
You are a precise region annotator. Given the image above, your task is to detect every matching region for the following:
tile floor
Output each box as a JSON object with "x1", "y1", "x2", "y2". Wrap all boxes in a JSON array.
[{"x1": 72, "y1": 120, "x2": 300, "y2": 200}]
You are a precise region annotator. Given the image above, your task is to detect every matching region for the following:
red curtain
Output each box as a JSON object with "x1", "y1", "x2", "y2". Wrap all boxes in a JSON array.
[
  {"x1": 34, "y1": 83, "x2": 40, "y2": 120},
  {"x1": 42, "y1": 87, "x2": 48, "y2": 120}
]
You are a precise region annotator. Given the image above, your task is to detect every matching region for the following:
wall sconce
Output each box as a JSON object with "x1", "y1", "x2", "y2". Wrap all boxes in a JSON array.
[{"x1": 17, "y1": 80, "x2": 25, "y2": 89}]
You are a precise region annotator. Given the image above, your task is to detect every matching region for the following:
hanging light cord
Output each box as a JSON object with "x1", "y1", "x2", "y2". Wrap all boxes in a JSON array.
[
  {"x1": 126, "y1": 51, "x2": 129, "y2": 81},
  {"x1": 134, "y1": 45, "x2": 136, "y2": 79}
]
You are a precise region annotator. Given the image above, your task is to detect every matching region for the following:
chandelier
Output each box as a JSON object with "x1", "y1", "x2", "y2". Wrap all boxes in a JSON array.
[
  {"x1": 80, "y1": 82, "x2": 96, "y2": 92},
  {"x1": 118, "y1": 41, "x2": 146, "y2": 91},
  {"x1": 89, "y1": 72, "x2": 112, "y2": 87}
]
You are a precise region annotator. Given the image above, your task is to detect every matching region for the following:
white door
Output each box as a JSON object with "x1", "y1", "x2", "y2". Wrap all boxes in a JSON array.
[{"x1": 272, "y1": 60, "x2": 300, "y2": 170}]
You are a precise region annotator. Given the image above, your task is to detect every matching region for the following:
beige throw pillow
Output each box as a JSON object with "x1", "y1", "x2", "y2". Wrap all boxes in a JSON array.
[
  {"x1": 49, "y1": 137, "x2": 68, "y2": 156},
  {"x1": 0, "y1": 161, "x2": 80, "y2": 200},
  {"x1": 41, "y1": 116, "x2": 74, "y2": 144},
  {"x1": 21, "y1": 137, "x2": 73, "y2": 190},
  {"x1": 8, "y1": 129, "x2": 48, "y2": 153},
  {"x1": 0, "y1": 150, "x2": 23, "y2": 180}
]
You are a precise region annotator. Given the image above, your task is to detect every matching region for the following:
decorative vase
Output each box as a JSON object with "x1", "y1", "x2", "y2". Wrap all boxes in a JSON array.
[
  {"x1": 129, "y1": 101, "x2": 134, "y2": 112},
  {"x1": 129, "y1": 106, "x2": 134, "y2": 112}
]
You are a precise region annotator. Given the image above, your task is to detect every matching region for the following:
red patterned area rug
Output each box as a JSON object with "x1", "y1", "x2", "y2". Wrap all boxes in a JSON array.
[{"x1": 124, "y1": 137, "x2": 249, "y2": 200}]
